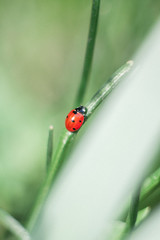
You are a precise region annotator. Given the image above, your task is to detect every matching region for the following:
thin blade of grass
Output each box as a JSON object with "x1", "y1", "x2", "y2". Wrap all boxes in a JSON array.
[
  {"x1": 75, "y1": 0, "x2": 100, "y2": 106},
  {"x1": 0, "y1": 208, "x2": 31, "y2": 240},
  {"x1": 46, "y1": 125, "x2": 54, "y2": 171},
  {"x1": 128, "y1": 187, "x2": 141, "y2": 230},
  {"x1": 86, "y1": 61, "x2": 133, "y2": 117}
]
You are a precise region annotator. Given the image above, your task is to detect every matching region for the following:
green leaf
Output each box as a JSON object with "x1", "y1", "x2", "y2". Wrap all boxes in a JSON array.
[{"x1": 46, "y1": 125, "x2": 54, "y2": 171}]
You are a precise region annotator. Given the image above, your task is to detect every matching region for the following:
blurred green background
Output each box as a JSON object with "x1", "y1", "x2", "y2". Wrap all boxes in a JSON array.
[{"x1": 0, "y1": 0, "x2": 159, "y2": 237}]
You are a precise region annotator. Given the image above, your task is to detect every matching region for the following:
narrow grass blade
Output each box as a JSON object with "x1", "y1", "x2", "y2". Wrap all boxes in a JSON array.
[
  {"x1": 140, "y1": 167, "x2": 160, "y2": 207},
  {"x1": 128, "y1": 187, "x2": 141, "y2": 230},
  {"x1": 0, "y1": 208, "x2": 31, "y2": 240},
  {"x1": 136, "y1": 207, "x2": 151, "y2": 226},
  {"x1": 46, "y1": 125, "x2": 54, "y2": 171},
  {"x1": 119, "y1": 153, "x2": 160, "y2": 224},
  {"x1": 75, "y1": 0, "x2": 101, "y2": 106},
  {"x1": 86, "y1": 61, "x2": 133, "y2": 117}
]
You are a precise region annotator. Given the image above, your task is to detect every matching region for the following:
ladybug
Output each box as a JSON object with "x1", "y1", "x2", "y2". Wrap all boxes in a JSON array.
[{"x1": 65, "y1": 106, "x2": 87, "y2": 132}]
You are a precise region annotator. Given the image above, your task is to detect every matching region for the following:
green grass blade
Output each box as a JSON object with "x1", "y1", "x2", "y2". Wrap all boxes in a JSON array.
[
  {"x1": 113, "y1": 187, "x2": 141, "y2": 240},
  {"x1": 86, "y1": 61, "x2": 133, "y2": 117},
  {"x1": 119, "y1": 166, "x2": 160, "y2": 224},
  {"x1": 0, "y1": 208, "x2": 31, "y2": 240},
  {"x1": 75, "y1": 0, "x2": 101, "y2": 106},
  {"x1": 46, "y1": 125, "x2": 54, "y2": 171},
  {"x1": 128, "y1": 187, "x2": 141, "y2": 230},
  {"x1": 26, "y1": 60, "x2": 133, "y2": 232},
  {"x1": 140, "y1": 167, "x2": 160, "y2": 206}
]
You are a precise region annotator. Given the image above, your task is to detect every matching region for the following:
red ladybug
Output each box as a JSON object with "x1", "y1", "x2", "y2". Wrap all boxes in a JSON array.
[{"x1": 65, "y1": 106, "x2": 87, "y2": 132}]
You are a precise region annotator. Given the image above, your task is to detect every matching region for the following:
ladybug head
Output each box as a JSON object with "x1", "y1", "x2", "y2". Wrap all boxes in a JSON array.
[{"x1": 75, "y1": 105, "x2": 87, "y2": 115}]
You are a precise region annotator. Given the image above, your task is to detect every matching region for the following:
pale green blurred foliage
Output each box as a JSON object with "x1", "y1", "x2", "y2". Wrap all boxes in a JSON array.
[{"x1": 0, "y1": 0, "x2": 159, "y2": 238}]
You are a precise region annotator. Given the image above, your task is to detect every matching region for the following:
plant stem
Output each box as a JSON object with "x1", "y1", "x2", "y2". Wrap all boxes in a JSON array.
[
  {"x1": 0, "y1": 208, "x2": 31, "y2": 240},
  {"x1": 86, "y1": 61, "x2": 133, "y2": 117},
  {"x1": 75, "y1": 0, "x2": 100, "y2": 106},
  {"x1": 46, "y1": 125, "x2": 54, "y2": 171},
  {"x1": 119, "y1": 166, "x2": 160, "y2": 222},
  {"x1": 113, "y1": 188, "x2": 141, "y2": 240},
  {"x1": 26, "y1": 60, "x2": 133, "y2": 232},
  {"x1": 26, "y1": 129, "x2": 77, "y2": 231},
  {"x1": 139, "y1": 167, "x2": 160, "y2": 207},
  {"x1": 128, "y1": 187, "x2": 141, "y2": 230}
]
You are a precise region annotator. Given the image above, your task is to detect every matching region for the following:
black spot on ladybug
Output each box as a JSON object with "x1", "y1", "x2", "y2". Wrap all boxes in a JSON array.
[
  {"x1": 66, "y1": 115, "x2": 68, "y2": 118},
  {"x1": 73, "y1": 110, "x2": 77, "y2": 114},
  {"x1": 79, "y1": 120, "x2": 82, "y2": 122},
  {"x1": 73, "y1": 128, "x2": 76, "y2": 131},
  {"x1": 72, "y1": 120, "x2": 75, "y2": 122}
]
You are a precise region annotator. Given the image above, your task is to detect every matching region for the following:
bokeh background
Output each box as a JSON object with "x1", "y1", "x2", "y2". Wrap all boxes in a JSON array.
[{"x1": 0, "y1": 0, "x2": 160, "y2": 238}]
